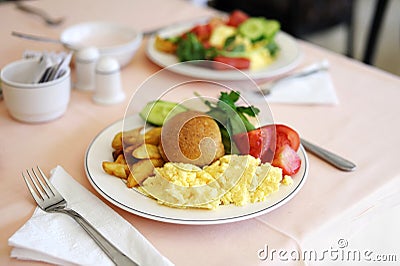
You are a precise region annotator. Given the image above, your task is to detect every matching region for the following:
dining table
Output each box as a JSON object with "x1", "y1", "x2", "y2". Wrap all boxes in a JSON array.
[{"x1": 1, "y1": 0, "x2": 400, "y2": 265}]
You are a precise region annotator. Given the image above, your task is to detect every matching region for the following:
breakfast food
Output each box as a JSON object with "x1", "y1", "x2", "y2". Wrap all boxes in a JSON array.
[
  {"x1": 154, "y1": 10, "x2": 281, "y2": 70},
  {"x1": 102, "y1": 91, "x2": 301, "y2": 210},
  {"x1": 159, "y1": 110, "x2": 225, "y2": 166},
  {"x1": 139, "y1": 154, "x2": 289, "y2": 209},
  {"x1": 102, "y1": 126, "x2": 166, "y2": 188},
  {"x1": 233, "y1": 124, "x2": 301, "y2": 175},
  {"x1": 139, "y1": 100, "x2": 188, "y2": 126}
]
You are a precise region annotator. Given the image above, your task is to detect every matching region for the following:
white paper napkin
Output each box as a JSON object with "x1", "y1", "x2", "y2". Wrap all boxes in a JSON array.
[
  {"x1": 244, "y1": 61, "x2": 339, "y2": 105},
  {"x1": 265, "y1": 69, "x2": 339, "y2": 105},
  {"x1": 8, "y1": 166, "x2": 174, "y2": 266}
]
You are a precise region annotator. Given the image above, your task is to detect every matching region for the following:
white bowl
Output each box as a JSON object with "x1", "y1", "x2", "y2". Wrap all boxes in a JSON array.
[
  {"x1": 1, "y1": 59, "x2": 71, "y2": 123},
  {"x1": 60, "y1": 22, "x2": 143, "y2": 67}
]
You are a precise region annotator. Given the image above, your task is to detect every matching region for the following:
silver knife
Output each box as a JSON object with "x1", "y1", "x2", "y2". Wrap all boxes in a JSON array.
[{"x1": 301, "y1": 138, "x2": 356, "y2": 171}]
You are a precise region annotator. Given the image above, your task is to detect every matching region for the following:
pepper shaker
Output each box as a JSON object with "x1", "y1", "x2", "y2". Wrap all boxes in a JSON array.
[
  {"x1": 75, "y1": 47, "x2": 99, "y2": 91},
  {"x1": 93, "y1": 56, "x2": 125, "y2": 105}
]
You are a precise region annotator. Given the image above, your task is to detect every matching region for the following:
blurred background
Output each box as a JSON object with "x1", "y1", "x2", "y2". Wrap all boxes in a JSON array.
[{"x1": 194, "y1": 0, "x2": 399, "y2": 76}]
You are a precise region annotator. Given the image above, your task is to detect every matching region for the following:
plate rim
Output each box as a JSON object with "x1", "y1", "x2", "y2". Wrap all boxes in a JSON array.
[
  {"x1": 145, "y1": 23, "x2": 303, "y2": 81},
  {"x1": 60, "y1": 21, "x2": 143, "y2": 52},
  {"x1": 84, "y1": 118, "x2": 309, "y2": 225}
]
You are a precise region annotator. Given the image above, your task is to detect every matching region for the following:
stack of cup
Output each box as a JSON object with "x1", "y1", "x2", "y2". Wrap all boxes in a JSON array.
[{"x1": 75, "y1": 47, "x2": 125, "y2": 104}]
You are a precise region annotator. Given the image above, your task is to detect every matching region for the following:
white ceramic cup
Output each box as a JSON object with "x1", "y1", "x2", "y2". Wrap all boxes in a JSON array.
[{"x1": 1, "y1": 59, "x2": 71, "y2": 123}]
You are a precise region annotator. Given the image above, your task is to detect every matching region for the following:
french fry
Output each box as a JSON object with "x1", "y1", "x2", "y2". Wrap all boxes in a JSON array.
[
  {"x1": 123, "y1": 144, "x2": 139, "y2": 165},
  {"x1": 154, "y1": 36, "x2": 177, "y2": 53},
  {"x1": 112, "y1": 132, "x2": 123, "y2": 150},
  {"x1": 132, "y1": 143, "x2": 161, "y2": 159},
  {"x1": 114, "y1": 154, "x2": 126, "y2": 164},
  {"x1": 144, "y1": 127, "x2": 162, "y2": 145},
  {"x1": 129, "y1": 159, "x2": 164, "y2": 185},
  {"x1": 112, "y1": 148, "x2": 123, "y2": 161},
  {"x1": 122, "y1": 127, "x2": 144, "y2": 146},
  {"x1": 104, "y1": 126, "x2": 166, "y2": 188},
  {"x1": 126, "y1": 173, "x2": 138, "y2": 188},
  {"x1": 151, "y1": 158, "x2": 165, "y2": 168},
  {"x1": 102, "y1": 161, "x2": 130, "y2": 179}
]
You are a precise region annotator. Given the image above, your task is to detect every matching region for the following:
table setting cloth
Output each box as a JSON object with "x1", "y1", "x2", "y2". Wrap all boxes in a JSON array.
[
  {"x1": 1, "y1": 0, "x2": 400, "y2": 265},
  {"x1": 9, "y1": 166, "x2": 174, "y2": 266}
]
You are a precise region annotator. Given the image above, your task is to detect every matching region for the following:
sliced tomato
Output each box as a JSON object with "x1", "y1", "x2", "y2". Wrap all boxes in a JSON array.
[
  {"x1": 233, "y1": 124, "x2": 301, "y2": 175},
  {"x1": 213, "y1": 56, "x2": 251, "y2": 70},
  {"x1": 226, "y1": 10, "x2": 249, "y2": 27},
  {"x1": 272, "y1": 144, "x2": 301, "y2": 176},
  {"x1": 237, "y1": 124, "x2": 300, "y2": 153},
  {"x1": 233, "y1": 126, "x2": 276, "y2": 163},
  {"x1": 202, "y1": 40, "x2": 211, "y2": 49},
  {"x1": 189, "y1": 24, "x2": 212, "y2": 42},
  {"x1": 271, "y1": 124, "x2": 301, "y2": 176},
  {"x1": 275, "y1": 124, "x2": 300, "y2": 152}
]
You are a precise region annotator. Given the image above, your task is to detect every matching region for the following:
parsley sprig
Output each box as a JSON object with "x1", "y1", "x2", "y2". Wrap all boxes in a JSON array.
[{"x1": 198, "y1": 91, "x2": 260, "y2": 153}]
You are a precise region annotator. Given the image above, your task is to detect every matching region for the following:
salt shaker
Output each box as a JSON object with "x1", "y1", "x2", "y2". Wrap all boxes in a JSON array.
[
  {"x1": 75, "y1": 47, "x2": 99, "y2": 91},
  {"x1": 93, "y1": 56, "x2": 125, "y2": 105}
]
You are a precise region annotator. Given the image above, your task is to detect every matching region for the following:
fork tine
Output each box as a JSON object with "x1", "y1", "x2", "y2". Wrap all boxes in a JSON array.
[
  {"x1": 27, "y1": 168, "x2": 49, "y2": 200},
  {"x1": 32, "y1": 166, "x2": 53, "y2": 198},
  {"x1": 36, "y1": 166, "x2": 58, "y2": 197},
  {"x1": 22, "y1": 170, "x2": 43, "y2": 204}
]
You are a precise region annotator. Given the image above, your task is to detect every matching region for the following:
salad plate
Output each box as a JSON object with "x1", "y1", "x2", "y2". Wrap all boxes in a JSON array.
[
  {"x1": 145, "y1": 22, "x2": 302, "y2": 81},
  {"x1": 84, "y1": 116, "x2": 309, "y2": 225}
]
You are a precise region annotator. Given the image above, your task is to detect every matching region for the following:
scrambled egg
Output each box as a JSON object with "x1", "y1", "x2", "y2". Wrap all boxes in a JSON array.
[
  {"x1": 209, "y1": 25, "x2": 236, "y2": 48},
  {"x1": 208, "y1": 25, "x2": 274, "y2": 70},
  {"x1": 139, "y1": 154, "x2": 290, "y2": 210},
  {"x1": 248, "y1": 48, "x2": 273, "y2": 70}
]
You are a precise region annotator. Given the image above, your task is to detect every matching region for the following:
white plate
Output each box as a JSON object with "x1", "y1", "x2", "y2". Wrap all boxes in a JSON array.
[
  {"x1": 146, "y1": 23, "x2": 302, "y2": 80},
  {"x1": 84, "y1": 117, "x2": 308, "y2": 225}
]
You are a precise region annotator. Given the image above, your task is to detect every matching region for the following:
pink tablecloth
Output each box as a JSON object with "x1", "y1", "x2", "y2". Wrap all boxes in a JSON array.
[{"x1": 1, "y1": 0, "x2": 400, "y2": 265}]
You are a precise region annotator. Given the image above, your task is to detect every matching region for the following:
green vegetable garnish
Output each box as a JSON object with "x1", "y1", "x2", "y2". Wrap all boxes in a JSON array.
[
  {"x1": 223, "y1": 35, "x2": 245, "y2": 53},
  {"x1": 265, "y1": 39, "x2": 279, "y2": 56},
  {"x1": 176, "y1": 33, "x2": 218, "y2": 62},
  {"x1": 176, "y1": 33, "x2": 206, "y2": 62},
  {"x1": 199, "y1": 91, "x2": 260, "y2": 153}
]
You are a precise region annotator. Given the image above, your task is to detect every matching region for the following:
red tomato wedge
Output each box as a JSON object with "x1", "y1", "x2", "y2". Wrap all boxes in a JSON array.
[
  {"x1": 233, "y1": 124, "x2": 302, "y2": 175},
  {"x1": 233, "y1": 125, "x2": 276, "y2": 163},
  {"x1": 189, "y1": 24, "x2": 212, "y2": 42},
  {"x1": 213, "y1": 56, "x2": 251, "y2": 70},
  {"x1": 275, "y1": 124, "x2": 300, "y2": 152},
  {"x1": 272, "y1": 144, "x2": 301, "y2": 176},
  {"x1": 226, "y1": 10, "x2": 249, "y2": 27}
]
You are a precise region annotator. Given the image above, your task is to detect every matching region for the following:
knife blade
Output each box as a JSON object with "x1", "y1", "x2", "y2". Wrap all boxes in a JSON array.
[{"x1": 301, "y1": 138, "x2": 356, "y2": 171}]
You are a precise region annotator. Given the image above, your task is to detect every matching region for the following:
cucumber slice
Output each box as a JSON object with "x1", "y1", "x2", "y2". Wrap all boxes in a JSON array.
[
  {"x1": 238, "y1": 17, "x2": 267, "y2": 41},
  {"x1": 139, "y1": 100, "x2": 188, "y2": 126},
  {"x1": 263, "y1": 20, "x2": 280, "y2": 39},
  {"x1": 238, "y1": 18, "x2": 280, "y2": 41}
]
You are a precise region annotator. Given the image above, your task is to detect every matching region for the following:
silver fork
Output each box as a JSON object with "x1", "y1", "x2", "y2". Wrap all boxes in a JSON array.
[
  {"x1": 16, "y1": 2, "x2": 64, "y2": 26},
  {"x1": 22, "y1": 166, "x2": 139, "y2": 266}
]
